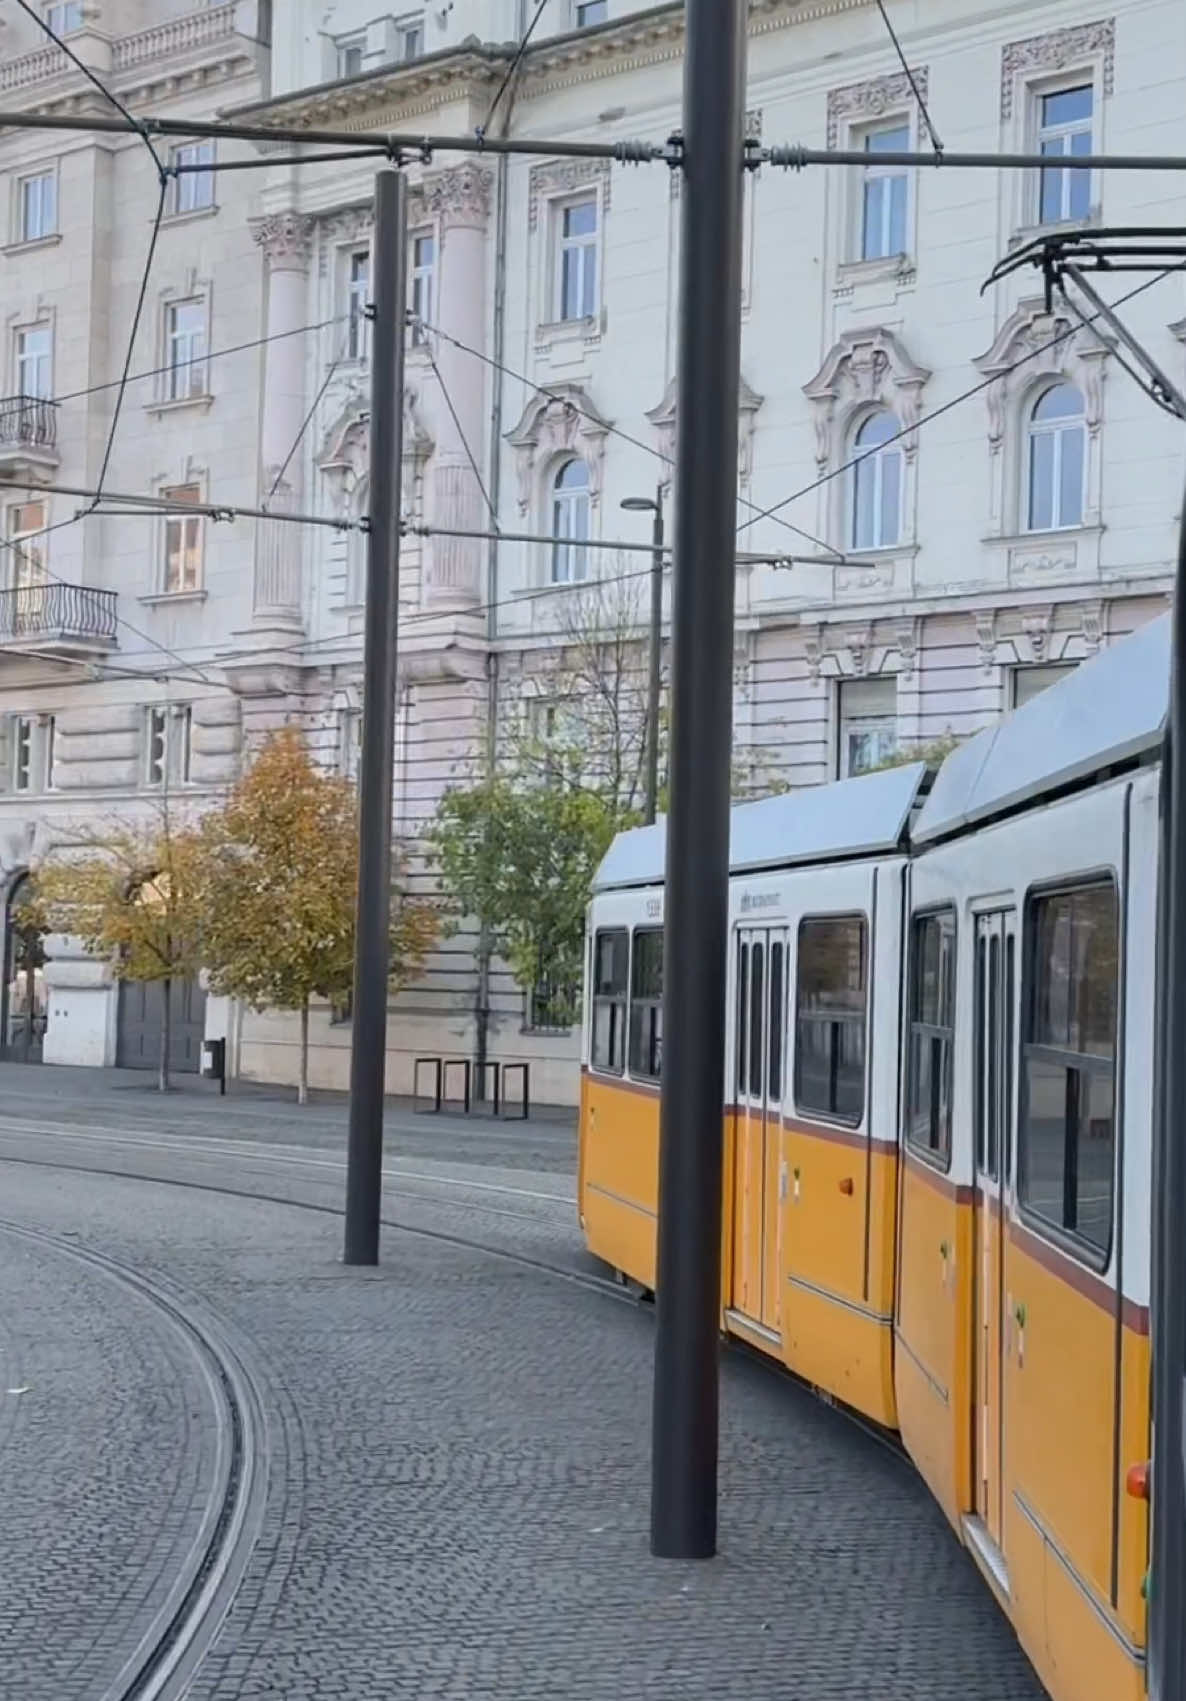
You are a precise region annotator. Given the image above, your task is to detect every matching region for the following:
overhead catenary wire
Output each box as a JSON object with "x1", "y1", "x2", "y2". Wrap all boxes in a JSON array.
[
  {"x1": 410, "y1": 313, "x2": 850, "y2": 562},
  {"x1": 52, "y1": 315, "x2": 348, "y2": 407},
  {"x1": 735, "y1": 262, "x2": 1186, "y2": 538},
  {"x1": 873, "y1": 0, "x2": 943, "y2": 157},
  {"x1": 13, "y1": 0, "x2": 164, "y2": 174}
]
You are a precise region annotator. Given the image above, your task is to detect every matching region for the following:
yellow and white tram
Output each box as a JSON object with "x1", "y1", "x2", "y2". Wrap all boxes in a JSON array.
[{"x1": 578, "y1": 613, "x2": 1168, "y2": 1701}]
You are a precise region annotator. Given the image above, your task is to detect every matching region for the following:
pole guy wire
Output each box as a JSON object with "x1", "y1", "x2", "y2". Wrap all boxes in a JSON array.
[
  {"x1": 873, "y1": 0, "x2": 943, "y2": 156},
  {"x1": 480, "y1": 0, "x2": 553, "y2": 141}
]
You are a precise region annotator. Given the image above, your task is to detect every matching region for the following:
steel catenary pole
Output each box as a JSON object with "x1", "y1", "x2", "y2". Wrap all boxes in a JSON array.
[
  {"x1": 650, "y1": 0, "x2": 748, "y2": 1559},
  {"x1": 344, "y1": 167, "x2": 408, "y2": 1265},
  {"x1": 1150, "y1": 483, "x2": 1186, "y2": 1696}
]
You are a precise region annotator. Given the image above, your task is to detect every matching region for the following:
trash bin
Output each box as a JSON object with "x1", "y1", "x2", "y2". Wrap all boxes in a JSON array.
[{"x1": 202, "y1": 1037, "x2": 226, "y2": 1093}]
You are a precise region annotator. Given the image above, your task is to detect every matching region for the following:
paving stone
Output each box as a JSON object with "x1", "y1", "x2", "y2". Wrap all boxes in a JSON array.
[{"x1": 0, "y1": 1127, "x2": 1046, "y2": 1701}]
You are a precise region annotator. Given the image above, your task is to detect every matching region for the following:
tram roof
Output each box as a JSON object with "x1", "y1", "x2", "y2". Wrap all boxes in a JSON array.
[
  {"x1": 914, "y1": 611, "x2": 1169, "y2": 846},
  {"x1": 592, "y1": 761, "x2": 928, "y2": 892}
]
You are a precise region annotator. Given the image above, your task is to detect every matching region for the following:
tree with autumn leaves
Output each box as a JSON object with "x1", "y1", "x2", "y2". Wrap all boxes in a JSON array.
[
  {"x1": 24, "y1": 807, "x2": 207, "y2": 1093},
  {"x1": 197, "y1": 728, "x2": 437, "y2": 1103},
  {"x1": 25, "y1": 729, "x2": 437, "y2": 1101}
]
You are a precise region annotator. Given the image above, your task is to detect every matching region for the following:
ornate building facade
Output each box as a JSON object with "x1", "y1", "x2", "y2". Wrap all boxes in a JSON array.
[{"x1": 1, "y1": 0, "x2": 1183, "y2": 1100}]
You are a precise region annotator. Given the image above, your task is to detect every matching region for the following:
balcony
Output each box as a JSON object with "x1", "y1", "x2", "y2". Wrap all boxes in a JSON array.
[
  {"x1": 0, "y1": 395, "x2": 60, "y2": 482},
  {"x1": 0, "y1": 581, "x2": 118, "y2": 658}
]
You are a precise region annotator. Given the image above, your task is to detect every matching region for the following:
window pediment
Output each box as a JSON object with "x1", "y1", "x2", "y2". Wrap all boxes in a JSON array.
[
  {"x1": 802, "y1": 327, "x2": 930, "y2": 471},
  {"x1": 505, "y1": 383, "x2": 609, "y2": 516}
]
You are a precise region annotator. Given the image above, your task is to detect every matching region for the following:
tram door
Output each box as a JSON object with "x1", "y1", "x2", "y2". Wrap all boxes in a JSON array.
[
  {"x1": 972, "y1": 910, "x2": 1016, "y2": 1552},
  {"x1": 732, "y1": 927, "x2": 788, "y2": 1335}
]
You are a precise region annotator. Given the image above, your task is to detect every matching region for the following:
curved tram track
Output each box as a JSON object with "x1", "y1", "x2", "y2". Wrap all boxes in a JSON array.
[{"x1": 0, "y1": 1216, "x2": 269, "y2": 1701}]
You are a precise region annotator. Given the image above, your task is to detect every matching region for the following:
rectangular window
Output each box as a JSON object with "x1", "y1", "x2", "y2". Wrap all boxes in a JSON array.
[
  {"x1": 1037, "y1": 85, "x2": 1093, "y2": 225},
  {"x1": 576, "y1": 1, "x2": 608, "y2": 22},
  {"x1": 16, "y1": 325, "x2": 52, "y2": 399},
  {"x1": 339, "y1": 707, "x2": 362, "y2": 780},
  {"x1": 908, "y1": 909, "x2": 956, "y2": 1164},
  {"x1": 837, "y1": 677, "x2": 896, "y2": 780},
  {"x1": 145, "y1": 707, "x2": 167, "y2": 787},
  {"x1": 176, "y1": 706, "x2": 193, "y2": 784},
  {"x1": 337, "y1": 36, "x2": 365, "y2": 78},
  {"x1": 860, "y1": 123, "x2": 910, "y2": 260},
  {"x1": 556, "y1": 197, "x2": 598, "y2": 321},
  {"x1": 591, "y1": 927, "x2": 627, "y2": 1074},
  {"x1": 1021, "y1": 882, "x2": 1118, "y2": 1260},
  {"x1": 18, "y1": 171, "x2": 56, "y2": 242},
  {"x1": 8, "y1": 500, "x2": 46, "y2": 596},
  {"x1": 13, "y1": 716, "x2": 33, "y2": 793},
  {"x1": 45, "y1": 1, "x2": 83, "y2": 35},
  {"x1": 409, "y1": 233, "x2": 435, "y2": 345},
  {"x1": 398, "y1": 16, "x2": 423, "y2": 58},
  {"x1": 628, "y1": 927, "x2": 663, "y2": 1080},
  {"x1": 768, "y1": 938, "x2": 785, "y2": 1102},
  {"x1": 1012, "y1": 662, "x2": 1076, "y2": 708},
  {"x1": 163, "y1": 485, "x2": 202, "y2": 592},
  {"x1": 347, "y1": 249, "x2": 370, "y2": 361},
  {"x1": 165, "y1": 300, "x2": 207, "y2": 400},
  {"x1": 736, "y1": 939, "x2": 749, "y2": 1097},
  {"x1": 167, "y1": 141, "x2": 215, "y2": 215},
  {"x1": 794, "y1": 915, "x2": 867, "y2": 1123}
]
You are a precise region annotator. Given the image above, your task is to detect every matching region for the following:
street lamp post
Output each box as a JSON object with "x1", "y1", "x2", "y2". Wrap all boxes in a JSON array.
[{"x1": 621, "y1": 487, "x2": 665, "y2": 825}]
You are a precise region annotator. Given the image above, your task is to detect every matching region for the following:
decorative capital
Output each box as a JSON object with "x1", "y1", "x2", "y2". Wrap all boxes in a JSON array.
[
  {"x1": 252, "y1": 210, "x2": 316, "y2": 270},
  {"x1": 419, "y1": 163, "x2": 494, "y2": 229}
]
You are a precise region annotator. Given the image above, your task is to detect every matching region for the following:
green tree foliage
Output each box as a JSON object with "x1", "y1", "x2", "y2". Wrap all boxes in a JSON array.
[
  {"x1": 427, "y1": 777, "x2": 617, "y2": 999},
  {"x1": 197, "y1": 728, "x2": 437, "y2": 1104}
]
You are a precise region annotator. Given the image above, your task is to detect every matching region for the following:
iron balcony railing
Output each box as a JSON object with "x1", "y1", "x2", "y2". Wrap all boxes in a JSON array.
[
  {"x1": 0, "y1": 581, "x2": 117, "y2": 645},
  {"x1": 0, "y1": 394, "x2": 58, "y2": 451}
]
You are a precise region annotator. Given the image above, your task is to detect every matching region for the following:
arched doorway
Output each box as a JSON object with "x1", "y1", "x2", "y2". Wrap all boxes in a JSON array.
[{"x1": 1, "y1": 873, "x2": 46, "y2": 1063}]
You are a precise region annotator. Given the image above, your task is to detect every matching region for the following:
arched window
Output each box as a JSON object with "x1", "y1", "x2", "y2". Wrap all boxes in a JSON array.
[
  {"x1": 1026, "y1": 382, "x2": 1086, "y2": 532},
  {"x1": 551, "y1": 458, "x2": 590, "y2": 583},
  {"x1": 849, "y1": 410, "x2": 903, "y2": 551}
]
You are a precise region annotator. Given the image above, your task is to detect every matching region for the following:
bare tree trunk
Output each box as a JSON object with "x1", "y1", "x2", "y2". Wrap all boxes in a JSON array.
[
  {"x1": 298, "y1": 995, "x2": 309, "y2": 1106},
  {"x1": 159, "y1": 977, "x2": 171, "y2": 1093}
]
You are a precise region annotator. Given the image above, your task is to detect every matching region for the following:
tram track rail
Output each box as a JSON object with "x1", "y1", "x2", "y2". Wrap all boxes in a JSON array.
[
  {"x1": 0, "y1": 1215, "x2": 269, "y2": 1701},
  {"x1": 0, "y1": 1128, "x2": 909, "y2": 1481}
]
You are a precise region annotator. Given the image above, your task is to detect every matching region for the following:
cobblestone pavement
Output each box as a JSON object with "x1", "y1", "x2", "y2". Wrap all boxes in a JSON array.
[
  {"x1": 0, "y1": 1094, "x2": 1048, "y2": 1701},
  {"x1": 0, "y1": 1211, "x2": 222, "y2": 1699},
  {"x1": 0, "y1": 1060, "x2": 575, "y2": 1173}
]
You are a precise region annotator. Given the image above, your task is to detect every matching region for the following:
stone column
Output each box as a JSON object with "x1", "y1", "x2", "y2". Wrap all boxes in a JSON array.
[
  {"x1": 251, "y1": 210, "x2": 316, "y2": 632},
  {"x1": 422, "y1": 165, "x2": 492, "y2": 608}
]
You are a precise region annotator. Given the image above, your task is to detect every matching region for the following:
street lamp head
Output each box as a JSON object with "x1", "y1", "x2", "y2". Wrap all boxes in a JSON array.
[{"x1": 620, "y1": 496, "x2": 658, "y2": 513}]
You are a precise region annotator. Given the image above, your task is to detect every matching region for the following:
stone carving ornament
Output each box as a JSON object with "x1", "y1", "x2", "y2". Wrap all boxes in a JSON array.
[
  {"x1": 1000, "y1": 19, "x2": 1115, "y2": 118},
  {"x1": 827, "y1": 68, "x2": 929, "y2": 149},
  {"x1": 251, "y1": 210, "x2": 316, "y2": 269}
]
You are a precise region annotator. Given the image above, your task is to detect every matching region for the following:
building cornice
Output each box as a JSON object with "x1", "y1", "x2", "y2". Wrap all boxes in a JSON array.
[
  {"x1": 225, "y1": 0, "x2": 869, "y2": 139},
  {"x1": 0, "y1": 4, "x2": 261, "y2": 121}
]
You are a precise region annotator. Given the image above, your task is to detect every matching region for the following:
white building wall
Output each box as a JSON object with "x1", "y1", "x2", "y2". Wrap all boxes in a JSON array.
[
  {"x1": 6, "y1": 0, "x2": 1181, "y2": 1101},
  {"x1": 0, "y1": 6, "x2": 267, "y2": 1066}
]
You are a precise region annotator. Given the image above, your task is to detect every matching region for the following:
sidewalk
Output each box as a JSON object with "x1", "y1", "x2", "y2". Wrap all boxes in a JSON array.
[{"x1": 0, "y1": 1059, "x2": 577, "y2": 1172}]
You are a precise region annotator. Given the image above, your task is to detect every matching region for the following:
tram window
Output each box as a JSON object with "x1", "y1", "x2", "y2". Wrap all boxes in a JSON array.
[
  {"x1": 737, "y1": 942, "x2": 749, "y2": 1097},
  {"x1": 591, "y1": 928, "x2": 628, "y2": 1074},
  {"x1": 750, "y1": 942, "x2": 765, "y2": 1098},
  {"x1": 794, "y1": 916, "x2": 867, "y2": 1124},
  {"x1": 629, "y1": 928, "x2": 663, "y2": 1080},
  {"x1": 769, "y1": 941, "x2": 785, "y2": 1102},
  {"x1": 1021, "y1": 882, "x2": 1118, "y2": 1260},
  {"x1": 907, "y1": 909, "x2": 955, "y2": 1166}
]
